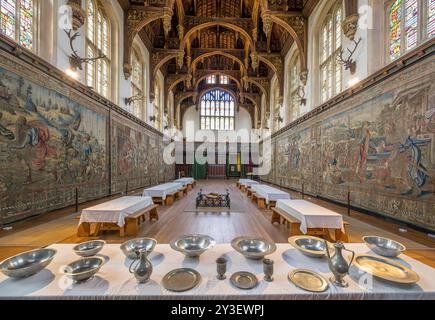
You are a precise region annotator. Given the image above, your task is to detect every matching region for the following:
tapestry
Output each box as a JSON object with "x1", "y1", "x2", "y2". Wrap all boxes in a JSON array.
[{"x1": 266, "y1": 57, "x2": 435, "y2": 231}]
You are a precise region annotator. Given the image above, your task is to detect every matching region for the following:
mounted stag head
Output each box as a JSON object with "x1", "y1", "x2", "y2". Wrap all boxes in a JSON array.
[
  {"x1": 297, "y1": 86, "x2": 307, "y2": 106},
  {"x1": 65, "y1": 29, "x2": 106, "y2": 71},
  {"x1": 336, "y1": 37, "x2": 362, "y2": 75},
  {"x1": 125, "y1": 94, "x2": 144, "y2": 106}
]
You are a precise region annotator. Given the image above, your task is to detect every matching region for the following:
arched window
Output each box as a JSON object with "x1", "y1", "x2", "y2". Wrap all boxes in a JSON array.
[
  {"x1": 0, "y1": 0, "x2": 34, "y2": 50},
  {"x1": 220, "y1": 75, "x2": 229, "y2": 84},
  {"x1": 288, "y1": 54, "x2": 300, "y2": 122},
  {"x1": 200, "y1": 89, "x2": 235, "y2": 130},
  {"x1": 320, "y1": 1, "x2": 343, "y2": 103},
  {"x1": 154, "y1": 82, "x2": 162, "y2": 130},
  {"x1": 387, "y1": 0, "x2": 435, "y2": 61},
  {"x1": 85, "y1": 0, "x2": 111, "y2": 98},
  {"x1": 206, "y1": 75, "x2": 216, "y2": 84},
  {"x1": 131, "y1": 47, "x2": 145, "y2": 120}
]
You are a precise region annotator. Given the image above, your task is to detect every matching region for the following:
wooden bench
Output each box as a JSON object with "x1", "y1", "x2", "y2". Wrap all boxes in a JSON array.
[
  {"x1": 152, "y1": 192, "x2": 176, "y2": 206},
  {"x1": 271, "y1": 207, "x2": 350, "y2": 242},
  {"x1": 236, "y1": 182, "x2": 240, "y2": 188},
  {"x1": 240, "y1": 185, "x2": 247, "y2": 192},
  {"x1": 125, "y1": 204, "x2": 159, "y2": 236},
  {"x1": 252, "y1": 193, "x2": 266, "y2": 209},
  {"x1": 246, "y1": 188, "x2": 253, "y2": 198},
  {"x1": 267, "y1": 200, "x2": 277, "y2": 209},
  {"x1": 176, "y1": 188, "x2": 185, "y2": 200},
  {"x1": 77, "y1": 205, "x2": 160, "y2": 238}
]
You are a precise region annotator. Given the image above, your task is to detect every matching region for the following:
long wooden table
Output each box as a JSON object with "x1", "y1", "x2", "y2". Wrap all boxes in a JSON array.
[
  {"x1": 1, "y1": 244, "x2": 434, "y2": 300},
  {"x1": 77, "y1": 196, "x2": 156, "y2": 237}
]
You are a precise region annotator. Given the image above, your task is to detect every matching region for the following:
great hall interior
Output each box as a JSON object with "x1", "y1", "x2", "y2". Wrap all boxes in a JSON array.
[{"x1": 0, "y1": 0, "x2": 434, "y2": 301}]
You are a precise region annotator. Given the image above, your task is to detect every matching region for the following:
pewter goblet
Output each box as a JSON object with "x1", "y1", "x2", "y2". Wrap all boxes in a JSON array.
[
  {"x1": 216, "y1": 257, "x2": 227, "y2": 280},
  {"x1": 263, "y1": 259, "x2": 274, "y2": 282}
]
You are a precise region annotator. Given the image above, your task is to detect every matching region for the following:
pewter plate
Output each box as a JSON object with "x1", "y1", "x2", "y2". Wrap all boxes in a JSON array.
[
  {"x1": 162, "y1": 268, "x2": 202, "y2": 292},
  {"x1": 288, "y1": 269, "x2": 329, "y2": 293},
  {"x1": 353, "y1": 254, "x2": 420, "y2": 284},
  {"x1": 230, "y1": 271, "x2": 259, "y2": 290}
]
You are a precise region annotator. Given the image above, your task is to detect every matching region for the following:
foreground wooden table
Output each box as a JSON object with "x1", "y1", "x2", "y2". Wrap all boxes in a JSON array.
[{"x1": 0, "y1": 244, "x2": 434, "y2": 300}]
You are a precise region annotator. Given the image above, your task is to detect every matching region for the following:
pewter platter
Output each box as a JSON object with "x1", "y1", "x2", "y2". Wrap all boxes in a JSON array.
[
  {"x1": 162, "y1": 268, "x2": 201, "y2": 292},
  {"x1": 353, "y1": 254, "x2": 420, "y2": 284},
  {"x1": 230, "y1": 271, "x2": 259, "y2": 290},
  {"x1": 288, "y1": 269, "x2": 329, "y2": 293}
]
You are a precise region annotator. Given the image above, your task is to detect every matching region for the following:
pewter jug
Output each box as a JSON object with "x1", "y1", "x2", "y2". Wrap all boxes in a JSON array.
[
  {"x1": 325, "y1": 241, "x2": 355, "y2": 287},
  {"x1": 129, "y1": 249, "x2": 153, "y2": 283}
]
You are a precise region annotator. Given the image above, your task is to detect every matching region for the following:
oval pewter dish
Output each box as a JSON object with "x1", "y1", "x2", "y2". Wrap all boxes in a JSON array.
[
  {"x1": 288, "y1": 236, "x2": 332, "y2": 258},
  {"x1": 120, "y1": 238, "x2": 157, "y2": 259},
  {"x1": 0, "y1": 248, "x2": 57, "y2": 279},
  {"x1": 64, "y1": 257, "x2": 104, "y2": 283},
  {"x1": 362, "y1": 236, "x2": 406, "y2": 258},
  {"x1": 73, "y1": 240, "x2": 105, "y2": 257},
  {"x1": 170, "y1": 234, "x2": 215, "y2": 257},
  {"x1": 231, "y1": 236, "x2": 277, "y2": 260}
]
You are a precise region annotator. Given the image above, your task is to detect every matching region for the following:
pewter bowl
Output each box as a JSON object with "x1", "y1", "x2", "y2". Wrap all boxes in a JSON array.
[
  {"x1": 170, "y1": 234, "x2": 216, "y2": 257},
  {"x1": 363, "y1": 236, "x2": 406, "y2": 258},
  {"x1": 231, "y1": 236, "x2": 277, "y2": 260},
  {"x1": 120, "y1": 238, "x2": 157, "y2": 259},
  {"x1": 289, "y1": 236, "x2": 332, "y2": 258},
  {"x1": 73, "y1": 240, "x2": 106, "y2": 257},
  {"x1": 64, "y1": 257, "x2": 104, "y2": 282},
  {"x1": 0, "y1": 248, "x2": 57, "y2": 279}
]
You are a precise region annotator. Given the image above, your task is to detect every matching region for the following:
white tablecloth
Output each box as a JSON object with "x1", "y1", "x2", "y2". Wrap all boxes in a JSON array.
[
  {"x1": 239, "y1": 179, "x2": 259, "y2": 187},
  {"x1": 174, "y1": 178, "x2": 194, "y2": 186},
  {"x1": 0, "y1": 244, "x2": 434, "y2": 300},
  {"x1": 79, "y1": 196, "x2": 154, "y2": 228},
  {"x1": 276, "y1": 199, "x2": 345, "y2": 234},
  {"x1": 251, "y1": 185, "x2": 290, "y2": 204},
  {"x1": 143, "y1": 183, "x2": 182, "y2": 199}
]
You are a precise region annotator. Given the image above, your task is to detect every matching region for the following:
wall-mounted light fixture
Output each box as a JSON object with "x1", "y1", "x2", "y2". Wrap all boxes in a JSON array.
[
  {"x1": 65, "y1": 30, "x2": 106, "y2": 75},
  {"x1": 124, "y1": 94, "x2": 144, "y2": 106},
  {"x1": 336, "y1": 37, "x2": 362, "y2": 74}
]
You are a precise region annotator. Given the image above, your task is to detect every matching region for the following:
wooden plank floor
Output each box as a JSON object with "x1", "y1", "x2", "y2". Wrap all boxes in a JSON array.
[{"x1": 0, "y1": 179, "x2": 434, "y2": 267}]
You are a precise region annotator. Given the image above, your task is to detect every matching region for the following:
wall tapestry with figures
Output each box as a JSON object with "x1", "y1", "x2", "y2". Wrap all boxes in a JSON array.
[
  {"x1": 263, "y1": 56, "x2": 435, "y2": 231},
  {"x1": 0, "y1": 52, "x2": 174, "y2": 225}
]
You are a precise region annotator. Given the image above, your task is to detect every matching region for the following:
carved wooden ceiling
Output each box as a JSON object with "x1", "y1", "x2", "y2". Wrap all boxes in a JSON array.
[{"x1": 118, "y1": 0, "x2": 325, "y2": 127}]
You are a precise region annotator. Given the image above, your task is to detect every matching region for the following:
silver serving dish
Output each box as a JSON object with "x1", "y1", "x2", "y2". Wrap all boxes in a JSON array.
[
  {"x1": 288, "y1": 269, "x2": 329, "y2": 292},
  {"x1": 363, "y1": 236, "x2": 406, "y2": 258},
  {"x1": 120, "y1": 238, "x2": 157, "y2": 259},
  {"x1": 73, "y1": 240, "x2": 105, "y2": 257},
  {"x1": 289, "y1": 236, "x2": 332, "y2": 258},
  {"x1": 0, "y1": 248, "x2": 57, "y2": 279},
  {"x1": 353, "y1": 254, "x2": 419, "y2": 284},
  {"x1": 64, "y1": 257, "x2": 104, "y2": 283},
  {"x1": 231, "y1": 236, "x2": 277, "y2": 260},
  {"x1": 170, "y1": 234, "x2": 215, "y2": 257}
]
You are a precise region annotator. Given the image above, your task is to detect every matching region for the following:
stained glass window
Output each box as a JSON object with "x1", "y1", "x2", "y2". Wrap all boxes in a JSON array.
[
  {"x1": 220, "y1": 75, "x2": 229, "y2": 84},
  {"x1": 428, "y1": 0, "x2": 435, "y2": 37},
  {"x1": 200, "y1": 89, "x2": 235, "y2": 130},
  {"x1": 131, "y1": 48, "x2": 146, "y2": 120},
  {"x1": 388, "y1": 0, "x2": 434, "y2": 60},
  {"x1": 0, "y1": 0, "x2": 34, "y2": 49},
  {"x1": 206, "y1": 75, "x2": 216, "y2": 84},
  {"x1": 320, "y1": 1, "x2": 343, "y2": 103},
  {"x1": 86, "y1": 0, "x2": 111, "y2": 98}
]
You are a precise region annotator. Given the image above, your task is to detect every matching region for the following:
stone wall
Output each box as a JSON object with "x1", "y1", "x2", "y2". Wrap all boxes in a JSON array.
[
  {"x1": 0, "y1": 46, "x2": 174, "y2": 224},
  {"x1": 263, "y1": 55, "x2": 435, "y2": 231}
]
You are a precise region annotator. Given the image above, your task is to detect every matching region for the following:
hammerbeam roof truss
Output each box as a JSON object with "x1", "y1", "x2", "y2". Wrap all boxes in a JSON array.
[{"x1": 119, "y1": 0, "x2": 363, "y2": 128}]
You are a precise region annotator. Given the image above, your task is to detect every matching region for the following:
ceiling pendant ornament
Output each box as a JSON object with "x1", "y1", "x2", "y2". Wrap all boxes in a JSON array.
[
  {"x1": 262, "y1": 13, "x2": 272, "y2": 38},
  {"x1": 177, "y1": 24, "x2": 185, "y2": 41},
  {"x1": 66, "y1": 0, "x2": 85, "y2": 31},
  {"x1": 177, "y1": 50, "x2": 185, "y2": 69},
  {"x1": 342, "y1": 14, "x2": 359, "y2": 41},
  {"x1": 250, "y1": 52, "x2": 259, "y2": 70},
  {"x1": 299, "y1": 70, "x2": 308, "y2": 86},
  {"x1": 252, "y1": 27, "x2": 258, "y2": 42}
]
